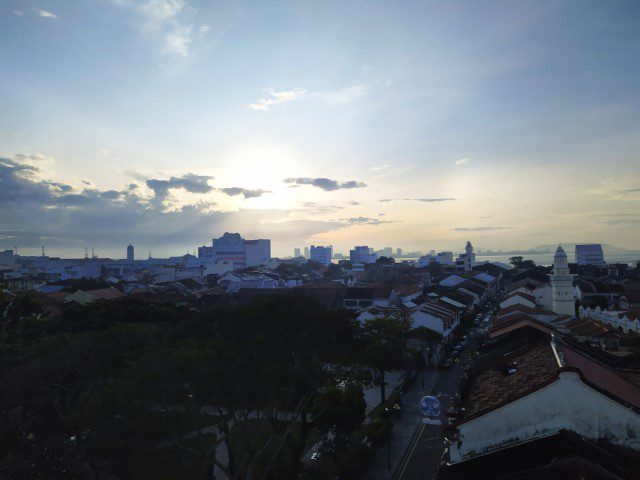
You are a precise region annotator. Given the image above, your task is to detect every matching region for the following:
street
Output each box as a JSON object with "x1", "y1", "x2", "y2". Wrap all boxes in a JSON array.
[{"x1": 393, "y1": 308, "x2": 493, "y2": 480}]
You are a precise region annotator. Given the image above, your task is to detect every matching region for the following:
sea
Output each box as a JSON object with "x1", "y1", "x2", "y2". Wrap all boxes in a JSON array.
[{"x1": 335, "y1": 251, "x2": 640, "y2": 267}]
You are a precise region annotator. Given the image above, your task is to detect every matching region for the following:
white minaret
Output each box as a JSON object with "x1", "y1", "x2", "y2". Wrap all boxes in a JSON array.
[{"x1": 550, "y1": 245, "x2": 575, "y2": 316}]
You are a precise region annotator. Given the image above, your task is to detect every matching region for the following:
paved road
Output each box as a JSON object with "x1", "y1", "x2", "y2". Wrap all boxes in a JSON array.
[{"x1": 393, "y1": 310, "x2": 494, "y2": 480}]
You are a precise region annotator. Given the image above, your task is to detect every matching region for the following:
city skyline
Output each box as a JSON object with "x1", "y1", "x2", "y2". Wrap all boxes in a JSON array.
[{"x1": 2, "y1": 1, "x2": 639, "y2": 258}]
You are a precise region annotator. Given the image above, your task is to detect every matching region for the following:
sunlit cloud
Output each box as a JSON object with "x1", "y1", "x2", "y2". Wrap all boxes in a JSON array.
[
  {"x1": 249, "y1": 84, "x2": 368, "y2": 111},
  {"x1": 455, "y1": 157, "x2": 469, "y2": 167},
  {"x1": 113, "y1": 0, "x2": 196, "y2": 56},
  {"x1": 249, "y1": 88, "x2": 308, "y2": 111},
  {"x1": 314, "y1": 84, "x2": 368, "y2": 105},
  {"x1": 371, "y1": 164, "x2": 390, "y2": 171},
  {"x1": 38, "y1": 10, "x2": 58, "y2": 19}
]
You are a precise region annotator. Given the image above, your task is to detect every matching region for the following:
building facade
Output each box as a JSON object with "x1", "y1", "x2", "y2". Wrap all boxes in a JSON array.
[
  {"x1": 575, "y1": 244, "x2": 605, "y2": 267},
  {"x1": 349, "y1": 245, "x2": 378, "y2": 264},
  {"x1": 197, "y1": 233, "x2": 271, "y2": 269},
  {"x1": 310, "y1": 245, "x2": 333, "y2": 266},
  {"x1": 550, "y1": 245, "x2": 576, "y2": 316}
]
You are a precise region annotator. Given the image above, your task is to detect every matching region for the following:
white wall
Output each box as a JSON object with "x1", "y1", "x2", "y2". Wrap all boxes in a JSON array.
[
  {"x1": 499, "y1": 294, "x2": 536, "y2": 310},
  {"x1": 451, "y1": 371, "x2": 640, "y2": 462}
]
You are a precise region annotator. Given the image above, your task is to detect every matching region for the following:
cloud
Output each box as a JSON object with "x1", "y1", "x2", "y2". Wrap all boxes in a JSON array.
[
  {"x1": 38, "y1": 10, "x2": 58, "y2": 19},
  {"x1": 199, "y1": 24, "x2": 210, "y2": 33},
  {"x1": 409, "y1": 197, "x2": 457, "y2": 203},
  {"x1": 619, "y1": 187, "x2": 640, "y2": 194},
  {"x1": 346, "y1": 201, "x2": 361, "y2": 206},
  {"x1": 452, "y1": 226, "x2": 515, "y2": 231},
  {"x1": 249, "y1": 88, "x2": 308, "y2": 111},
  {"x1": 297, "y1": 202, "x2": 343, "y2": 213},
  {"x1": 284, "y1": 177, "x2": 367, "y2": 191},
  {"x1": 371, "y1": 164, "x2": 390, "y2": 171},
  {"x1": 12, "y1": 10, "x2": 24, "y2": 16},
  {"x1": 455, "y1": 157, "x2": 469, "y2": 167},
  {"x1": 342, "y1": 217, "x2": 395, "y2": 226},
  {"x1": 0, "y1": 156, "x2": 349, "y2": 253},
  {"x1": 249, "y1": 84, "x2": 368, "y2": 111},
  {"x1": 146, "y1": 173, "x2": 213, "y2": 201},
  {"x1": 219, "y1": 187, "x2": 270, "y2": 199},
  {"x1": 380, "y1": 197, "x2": 456, "y2": 203},
  {"x1": 314, "y1": 85, "x2": 368, "y2": 106},
  {"x1": 114, "y1": 0, "x2": 196, "y2": 56},
  {"x1": 164, "y1": 24, "x2": 192, "y2": 56}
]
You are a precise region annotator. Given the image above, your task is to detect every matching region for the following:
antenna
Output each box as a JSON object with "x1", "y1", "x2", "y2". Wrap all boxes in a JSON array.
[
  {"x1": 148, "y1": 250, "x2": 152, "y2": 259},
  {"x1": 14, "y1": 245, "x2": 17, "y2": 255},
  {"x1": 41, "y1": 245, "x2": 45, "y2": 257}
]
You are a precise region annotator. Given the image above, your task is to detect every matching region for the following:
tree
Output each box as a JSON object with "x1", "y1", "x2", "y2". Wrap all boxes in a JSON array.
[
  {"x1": 509, "y1": 256, "x2": 536, "y2": 269},
  {"x1": 592, "y1": 295, "x2": 608, "y2": 310},
  {"x1": 311, "y1": 381, "x2": 366, "y2": 464},
  {"x1": 375, "y1": 256, "x2": 395, "y2": 266},
  {"x1": 362, "y1": 317, "x2": 407, "y2": 405}
]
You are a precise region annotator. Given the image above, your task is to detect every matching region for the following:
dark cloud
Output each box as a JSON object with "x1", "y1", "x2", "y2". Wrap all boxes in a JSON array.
[
  {"x1": 219, "y1": 187, "x2": 271, "y2": 199},
  {"x1": 452, "y1": 226, "x2": 515, "y2": 231},
  {"x1": 347, "y1": 201, "x2": 361, "y2": 205},
  {"x1": 284, "y1": 177, "x2": 366, "y2": 191},
  {"x1": 404, "y1": 198, "x2": 457, "y2": 202},
  {"x1": 146, "y1": 173, "x2": 213, "y2": 200},
  {"x1": 619, "y1": 187, "x2": 640, "y2": 194},
  {"x1": 379, "y1": 199, "x2": 393, "y2": 202}
]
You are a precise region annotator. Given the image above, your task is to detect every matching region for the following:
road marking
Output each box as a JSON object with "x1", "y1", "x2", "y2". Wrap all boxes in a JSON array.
[{"x1": 395, "y1": 367, "x2": 441, "y2": 479}]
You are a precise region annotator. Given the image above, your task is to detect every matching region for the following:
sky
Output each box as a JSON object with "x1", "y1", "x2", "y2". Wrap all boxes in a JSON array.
[{"x1": 1, "y1": 0, "x2": 639, "y2": 259}]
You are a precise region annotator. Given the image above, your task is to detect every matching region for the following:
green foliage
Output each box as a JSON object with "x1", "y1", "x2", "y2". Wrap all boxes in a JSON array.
[{"x1": 0, "y1": 294, "x2": 366, "y2": 480}]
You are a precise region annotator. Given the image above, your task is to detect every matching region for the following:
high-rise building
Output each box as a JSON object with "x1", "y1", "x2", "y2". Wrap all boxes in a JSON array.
[
  {"x1": 575, "y1": 244, "x2": 604, "y2": 267},
  {"x1": 127, "y1": 244, "x2": 134, "y2": 261},
  {"x1": 396, "y1": 248, "x2": 402, "y2": 256},
  {"x1": 310, "y1": 245, "x2": 333, "y2": 266},
  {"x1": 304, "y1": 246, "x2": 310, "y2": 259},
  {"x1": 197, "y1": 233, "x2": 270, "y2": 269},
  {"x1": 550, "y1": 245, "x2": 576, "y2": 315},
  {"x1": 294, "y1": 248, "x2": 301, "y2": 258},
  {"x1": 350, "y1": 246, "x2": 378, "y2": 264}
]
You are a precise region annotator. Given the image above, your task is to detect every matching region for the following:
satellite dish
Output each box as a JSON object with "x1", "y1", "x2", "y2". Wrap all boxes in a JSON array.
[{"x1": 419, "y1": 395, "x2": 441, "y2": 417}]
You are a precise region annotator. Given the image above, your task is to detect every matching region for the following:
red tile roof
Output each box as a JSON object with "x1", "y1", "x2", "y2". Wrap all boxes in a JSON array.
[
  {"x1": 462, "y1": 341, "x2": 559, "y2": 418},
  {"x1": 461, "y1": 335, "x2": 640, "y2": 424},
  {"x1": 558, "y1": 343, "x2": 640, "y2": 409},
  {"x1": 561, "y1": 318, "x2": 611, "y2": 337}
]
